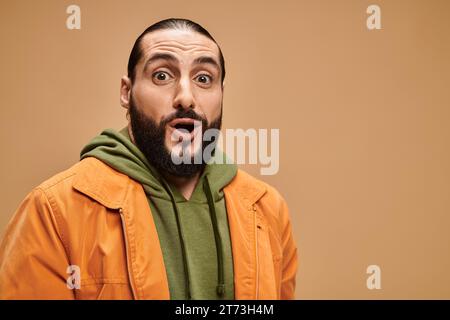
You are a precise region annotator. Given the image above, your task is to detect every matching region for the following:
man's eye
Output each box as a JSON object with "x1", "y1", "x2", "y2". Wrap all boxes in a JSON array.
[
  {"x1": 153, "y1": 71, "x2": 171, "y2": 81},
  {"x1": 195, "y1": 74, "x2": 212, "y2": 84}
]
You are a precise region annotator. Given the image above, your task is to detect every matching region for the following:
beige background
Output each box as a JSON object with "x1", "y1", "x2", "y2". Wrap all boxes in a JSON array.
[{"x1": 1, "y1": 0, "x2": 449, "y2": 299}]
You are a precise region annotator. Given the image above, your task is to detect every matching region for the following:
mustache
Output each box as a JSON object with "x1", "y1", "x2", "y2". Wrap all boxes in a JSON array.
[{"x1": 161, "y1": 109, "x2": 207, "y2": 127}]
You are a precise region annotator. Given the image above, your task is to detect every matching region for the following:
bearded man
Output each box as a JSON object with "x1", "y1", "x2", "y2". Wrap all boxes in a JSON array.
[{"x1": 0, "y1": 18, "x2": 297, "y2": 300}]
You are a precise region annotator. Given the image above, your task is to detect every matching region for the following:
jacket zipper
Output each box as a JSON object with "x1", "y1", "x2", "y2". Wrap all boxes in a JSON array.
[
  {"x1": 118, "y1": 207, "x2": 138, "y2": 299},
  {"x1": 253, "y1": 204, "x2": 259, "y2": 300}
]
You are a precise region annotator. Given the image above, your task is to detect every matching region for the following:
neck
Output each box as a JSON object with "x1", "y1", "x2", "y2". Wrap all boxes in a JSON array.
[{"x1": 162, "y1": 171, "x2": 202, "y2": 200}]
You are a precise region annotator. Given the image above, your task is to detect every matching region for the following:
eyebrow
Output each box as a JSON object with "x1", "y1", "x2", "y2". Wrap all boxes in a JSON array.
[
  {"x1": 143, "y1": 52, "x2": 221, "y2": 73},
  {"x1": 192, "y1": 56, "x2": 221, "y2": 72}
]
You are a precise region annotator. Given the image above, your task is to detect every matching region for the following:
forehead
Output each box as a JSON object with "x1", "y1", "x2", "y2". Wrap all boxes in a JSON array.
[{"x1": 139, "y1": 29, "x2": 220, "y2": 62}]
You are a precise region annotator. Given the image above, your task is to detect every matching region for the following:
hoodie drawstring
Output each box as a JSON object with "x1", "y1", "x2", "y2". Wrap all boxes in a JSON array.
[
  {"x1": 159, "y1": 179, "x2": 192, "y2": 300},
  {"x1": 204, "y1": 175, "x2": 225, "y2": 297},
  {"x1": 160, "y1": 174, "x2": 225, "y2": 299}
]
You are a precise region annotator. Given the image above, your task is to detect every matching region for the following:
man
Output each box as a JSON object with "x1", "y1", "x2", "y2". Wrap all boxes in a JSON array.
[{"x1": 0, "y1": 18, "x2": 297, "y2": 300}]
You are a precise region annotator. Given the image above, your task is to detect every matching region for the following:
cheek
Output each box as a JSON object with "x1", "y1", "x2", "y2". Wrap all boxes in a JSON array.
[
  {"x1": 133, "y1": 84, "x2": 173, "y2": 120},
  {"x1": 199, "y1": 90, "x2": 222, "y2": 121}
]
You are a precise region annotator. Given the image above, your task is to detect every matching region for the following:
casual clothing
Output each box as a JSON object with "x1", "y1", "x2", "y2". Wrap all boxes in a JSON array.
[{"x1": 0, "y1": 128, "x2": 298, "y2": 299}]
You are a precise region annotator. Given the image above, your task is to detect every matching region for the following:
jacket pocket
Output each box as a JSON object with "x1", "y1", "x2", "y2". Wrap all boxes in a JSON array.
[{"x1": 74, "y1": 278, "x2": 132, "y2": 300}]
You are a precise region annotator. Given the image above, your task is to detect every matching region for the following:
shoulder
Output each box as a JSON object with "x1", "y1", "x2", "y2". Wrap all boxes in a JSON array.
[
  {"x1": 36, "y1": 157, "x2": 98, "y2": 196},
  {"x1": 33, "y1": 157, "x2": 129, "y2": 209},
  {"x1": 227, "y1": 170, "x2": 294, "y2": 251}
]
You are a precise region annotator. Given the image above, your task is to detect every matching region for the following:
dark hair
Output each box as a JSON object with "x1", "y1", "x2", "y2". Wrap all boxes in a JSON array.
[{"x1": 127, "y1": 18, "x2": 225, "y2": 84}]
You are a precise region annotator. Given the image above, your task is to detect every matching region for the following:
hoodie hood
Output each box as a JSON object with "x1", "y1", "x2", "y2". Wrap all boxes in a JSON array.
[
  {"x1": 80, "y1": 127, "x2": 237, "y2": 201},
  {"x1": 80, "y1": 127, "x2": 237, "y2": 300},
  {"x1": 80, "y1": 127, "x2": 168, "y2": 200}
]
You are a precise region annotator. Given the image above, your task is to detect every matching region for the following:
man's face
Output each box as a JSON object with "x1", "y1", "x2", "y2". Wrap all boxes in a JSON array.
[{"x1": 123, "y1": 29, "x2": 224, "y2": 176}]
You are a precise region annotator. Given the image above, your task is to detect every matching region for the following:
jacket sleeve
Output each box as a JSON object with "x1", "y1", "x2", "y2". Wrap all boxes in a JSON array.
[
  {"x1": 0, "y1": 187, "x2": 75, "y2": 299},
  {"x1": 279, "y1": 198, "x2": 298, "y2": 299}
]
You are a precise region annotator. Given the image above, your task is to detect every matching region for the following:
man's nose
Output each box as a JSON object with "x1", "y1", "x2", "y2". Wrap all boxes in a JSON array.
[{"x1": 173, "y1": 76, "x2": 195, "y2": 110}]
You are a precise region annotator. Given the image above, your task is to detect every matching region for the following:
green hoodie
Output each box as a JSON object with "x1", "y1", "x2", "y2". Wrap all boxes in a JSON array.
[{"x1": 80, "y1": 127, "x2": 236, "y2": 300}]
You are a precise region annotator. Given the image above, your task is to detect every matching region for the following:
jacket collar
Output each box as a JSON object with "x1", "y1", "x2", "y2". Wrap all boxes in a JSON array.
[
  {"x1": 223, "y1": 170, "x2": 267, "y2": 208},
  {"x1": 73, "y1": 157, "x2": 267, "y2": 208},
  {"x1": 72, "y1": 157, "x2": 131, "y2": 210}
]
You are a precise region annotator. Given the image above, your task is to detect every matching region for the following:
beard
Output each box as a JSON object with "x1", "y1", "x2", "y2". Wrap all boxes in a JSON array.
[{"x1": 129, "y1": 96, "x2": 222, "y2": 177}]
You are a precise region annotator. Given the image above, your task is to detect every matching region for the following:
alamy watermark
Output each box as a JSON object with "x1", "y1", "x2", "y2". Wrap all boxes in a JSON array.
[
  {"x1": 66, "y1": 264, "x2": 81, "y2": 290},
  {"x1": 366, "y1": 4, "x2": 382, "y2": 30},
  {"x1": 366, "y1": 264, "x2": 381, "y2": 290},
  {"x1": 169, "y1": 120, "x2": 279, "y2": 175}
]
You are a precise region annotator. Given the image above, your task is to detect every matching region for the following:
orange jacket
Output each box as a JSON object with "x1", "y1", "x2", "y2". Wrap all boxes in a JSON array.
[{"x1": 0, "y1": 157, "x2": 298, "y2": 299}]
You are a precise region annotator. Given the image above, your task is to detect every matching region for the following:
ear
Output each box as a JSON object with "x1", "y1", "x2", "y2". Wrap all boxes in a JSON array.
[{"x1": 120, "y1": 76, "x2": 132, "y2": 109}]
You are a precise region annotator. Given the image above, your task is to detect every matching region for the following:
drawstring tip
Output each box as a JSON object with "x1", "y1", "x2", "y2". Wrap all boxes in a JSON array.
[{"x1": 216, "y1": 284, "x2": 225, "y2": 296}]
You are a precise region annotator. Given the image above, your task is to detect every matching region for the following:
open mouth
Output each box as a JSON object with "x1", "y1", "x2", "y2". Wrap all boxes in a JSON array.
[
  {"x1": 169, "y1": 118, "x2": 198, "y2": 134},
  {"x1": 174, "y1": 122, "x2": 195, "y2": 133}
]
